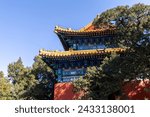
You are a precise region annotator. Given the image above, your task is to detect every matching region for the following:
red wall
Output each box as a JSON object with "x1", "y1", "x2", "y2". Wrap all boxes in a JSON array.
[
  {"x1": 54, "y1": 82, "x2": 84, "y2": 100},
  {"x1": 123, "y1": 79, "x2": 150, "y2": 100},
  {"x1": 54, "y1": 79, "x2": 150, "y2": 100}
]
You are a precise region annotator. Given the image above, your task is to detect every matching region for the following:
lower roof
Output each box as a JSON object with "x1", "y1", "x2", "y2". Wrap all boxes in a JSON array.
[{"x1": 39, "y1": 48, "x2": 125, "y2": 60}]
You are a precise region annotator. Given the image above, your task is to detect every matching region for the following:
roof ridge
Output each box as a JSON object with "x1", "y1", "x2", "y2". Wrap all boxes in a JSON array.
[{"x1": 79, "y1": 22, "x2": 93, "y2": 31}]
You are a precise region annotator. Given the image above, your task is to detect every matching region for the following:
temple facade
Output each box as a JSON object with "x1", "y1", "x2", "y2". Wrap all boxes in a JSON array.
[{"x1": 39, "y1": 22, "x2": 124, "y2": 83}]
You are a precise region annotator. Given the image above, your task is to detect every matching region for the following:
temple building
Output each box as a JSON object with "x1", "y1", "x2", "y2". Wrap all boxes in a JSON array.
[
  {"x1": 39, "y1": 22, "x2": 124, "y2": 83},
  {"x1": 39, "y1": 22, "x2": 150, "y2": 100}
]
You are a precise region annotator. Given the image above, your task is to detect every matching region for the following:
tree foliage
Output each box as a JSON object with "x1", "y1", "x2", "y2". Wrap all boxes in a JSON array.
[
  {"x1": 7, "y1": 58, "x2": 37, "y2": 99},
  {"x1": 0, "y1": 71, "x2": 13, "y2": 100},
  {"x1": 93, "y1": 3, "x2": 150, "y2": 48},
  {"x1": 30, "y1": 56, "x2": 55, "y2": 100},
  {"x1": 6, "y1": 56, "x2": 55, "y2": 100},
  {"x1": 93, "y1": 3, "x2": 150, "y2": 80}
]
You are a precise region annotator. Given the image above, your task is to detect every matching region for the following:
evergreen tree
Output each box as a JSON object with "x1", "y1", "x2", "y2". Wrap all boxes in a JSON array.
[
  {"x1": 31, "y1": 56, "x2": 55, "y2": 100},
  {"x1": 0, "y1": 71, "x2": 13, "y2": 100},
  {"x1": 7, "y1": 57, "x2": 55, "y2": 100},
  {"x1": 93, "y1": 3, "x2": 150, "y2": 49},
  {"x1": 93, "y1": 3, "x2": 150, "y2": 81},
  {"x1": 8, "y1": 58, "x2": 37, "y2": 99}
]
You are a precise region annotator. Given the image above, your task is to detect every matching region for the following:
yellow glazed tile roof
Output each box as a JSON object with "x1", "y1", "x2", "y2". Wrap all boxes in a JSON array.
[{"x1": 39, "y1": 48, "x2": 125, "y2": 58}]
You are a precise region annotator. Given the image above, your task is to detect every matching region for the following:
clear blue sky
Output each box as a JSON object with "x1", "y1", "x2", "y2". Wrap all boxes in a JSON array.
[{"x1": 0, "y1": 0, "x2": 150, "y2": 75}]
